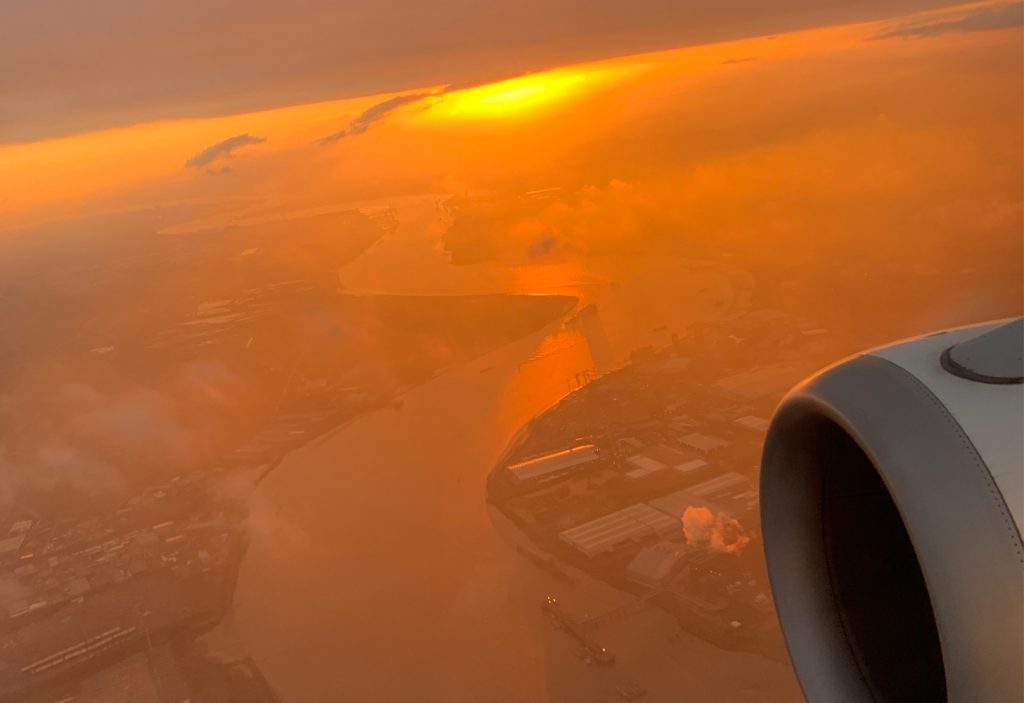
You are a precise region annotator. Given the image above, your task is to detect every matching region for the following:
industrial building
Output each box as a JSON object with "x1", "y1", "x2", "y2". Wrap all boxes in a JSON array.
[
  {"x1": 559, "y1": 504, "x2": 679, "y2": 557},
  {"x1": 626, "y1": 542, "x2": 688, "y2": 589},
  {"x1": 679, "y1": 433, "x2": 730, "y2": 454},
  {"x1": 625, "y1": 444, "x2": 708, "y2": 481},
  {"x1": 713, "y1": 364, "x2": 802, "y2": 402},
  {"x1": 0, "y1": 534, "x2": 26, "y2": 558},
  {"x1": 732, "y1": 415, "x2": 770, "y2": 433},
  {"x1": 9, "y1": 520, "x2": 34, "y2": 535},
  {"x1": 507, "y1": 444, "x2": 599, "y2": 482},
  {"x1": 648, "y1": 472, "x2": 758, "y2": 520}
]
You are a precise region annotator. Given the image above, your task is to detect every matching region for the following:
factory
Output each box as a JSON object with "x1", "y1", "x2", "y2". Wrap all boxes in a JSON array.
[
  {"x1": 648, "y1": 472, "x2": 758, "y2": 524},
  {"x1": 558, "y1": 472, "x2": 758, "y2": 559},
  {"x1": 712, "y1": 363, "x2": 803, "y2": 404},
  {"x1": 626, "y1": 542, "x2": 688, "y2": 590},
  {"x1": 559, "y1": 504, "x2": 679, "y2": 557},
  {"x1": 487, "y1": 306, "x2": 838, "y2": 659},
  {"x1": 624, "y1": 444, "x2": 707, "y2": 481},
  {"x1": 506, "y1": 444, "x2": 600, "y2": 483}
]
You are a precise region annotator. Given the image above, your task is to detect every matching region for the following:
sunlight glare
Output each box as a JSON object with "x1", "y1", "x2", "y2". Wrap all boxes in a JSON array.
[{"x1": 429, "y1": 66, "x2": 633, "y2": 120}]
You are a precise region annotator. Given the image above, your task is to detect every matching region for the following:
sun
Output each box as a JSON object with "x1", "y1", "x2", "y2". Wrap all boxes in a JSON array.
[
  {"x1": 427, "y1": 65, "x2": 637, "y2": 120},
  {"x1": 453, "y1": 73, "x2": 586, "y2": 115}
]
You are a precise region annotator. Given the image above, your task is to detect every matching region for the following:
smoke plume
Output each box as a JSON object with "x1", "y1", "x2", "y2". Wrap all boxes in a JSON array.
[{"x1": 682, "y1": 506, "x2": 751, "y2": 554}]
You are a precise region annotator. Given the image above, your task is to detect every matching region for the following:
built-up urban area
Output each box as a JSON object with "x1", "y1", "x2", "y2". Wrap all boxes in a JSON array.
[
  {"x1": 0, "y1": 207, "x2": 575, "y2": 702},
  {"x1": 488, "y1": 306, "x2": 837, "y2": 694},
  {"x1": 0, "y1": 362, "x2": 361, "y2": 703}
]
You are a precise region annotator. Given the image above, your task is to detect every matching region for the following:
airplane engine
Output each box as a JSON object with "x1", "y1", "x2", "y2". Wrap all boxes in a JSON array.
[{"x1": 760, "y1": 318, "x2": 1023, "y2": 702}]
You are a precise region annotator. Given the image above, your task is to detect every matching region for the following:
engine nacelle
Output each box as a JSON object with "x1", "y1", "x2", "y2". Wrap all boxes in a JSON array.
[{"x1": 760, "y1": 318, "x2": 1023, "y2": 702}]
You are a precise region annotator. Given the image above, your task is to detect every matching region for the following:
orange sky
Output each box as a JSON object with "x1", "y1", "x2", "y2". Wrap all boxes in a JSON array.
[
  {"x1": 0, "y1": 0, "x2": 1020, "y2": 251},
  {"x1": 1, "y1": 0, "x2": 977, "y2": 143}
]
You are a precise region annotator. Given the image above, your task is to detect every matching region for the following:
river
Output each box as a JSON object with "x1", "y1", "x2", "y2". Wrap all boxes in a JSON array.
[{"x1": 230, "y1": 196, "x2": 801, "y2": 701}]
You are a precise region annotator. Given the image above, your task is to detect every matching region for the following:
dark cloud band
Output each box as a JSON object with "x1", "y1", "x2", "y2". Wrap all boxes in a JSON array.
[
  {"x1": 871, "y1": 2, "x2": 1022, "y2": 39},
  {"x1": 185, "y1": 133, "x2": 267, "y2": 168},
  {"x1": 318, "y1": 93, "x2": 433, "y2": 145}
]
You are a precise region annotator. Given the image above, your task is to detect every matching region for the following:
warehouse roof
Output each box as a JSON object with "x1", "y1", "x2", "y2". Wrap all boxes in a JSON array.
[
  {"x1": 0, "y1": 534, "x2": 26, "y2": 555},
  {"x1": 713, "y1": 364, "x2": 801, "y2": 401},
  {"x1": 680, "y1": 433, "x2": 730, "y2": 453},
  {"x1": 733, "y1": 415, "x2": 770, "y2": 432},
  {"x1": 507, "y1": 444, "x2": 599, "y2": 482},
  {"x1": 626, "y1": 542, "x2": 687, "y2": 588},
  {"x1": 649, "y1": 472, "x2": 757, "y2": 518},
  {"x1": 560, "y1": 504, "x2": 678, "y2": 557}
]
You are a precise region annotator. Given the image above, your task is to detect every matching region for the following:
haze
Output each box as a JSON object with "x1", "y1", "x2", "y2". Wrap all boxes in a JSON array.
[{"x1": 0, "y1": 2, "x2": 1020, "y2": 702}]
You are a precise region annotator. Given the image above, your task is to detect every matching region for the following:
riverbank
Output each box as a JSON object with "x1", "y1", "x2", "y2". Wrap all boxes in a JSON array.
[
  {"x1": 226, "y1": 254, "x2": 801, "y2": 702},
  {"x1": 483, "y1": 306, "x2": 839, "y2": 676}
]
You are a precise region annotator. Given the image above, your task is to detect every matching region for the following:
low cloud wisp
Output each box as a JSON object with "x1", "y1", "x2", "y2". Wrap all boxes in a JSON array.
[
  {"x1": 871, "y1": 2, "x2": 1023, "y2": 39},
  {"x1": 185, "y1": 133, "x2": 267, "y2": 170},
  {"x1": 319, "y1": 93, "x2": 432, "y2": 145}
]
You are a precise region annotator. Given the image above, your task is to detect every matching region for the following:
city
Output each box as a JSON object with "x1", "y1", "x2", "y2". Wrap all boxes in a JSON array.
[
  {"x1": 487, "y1": 306, "x2": 838, "y2": 695},
  {"x1": 1, "y1": 2, "x2": 1021, "y2": 698},
  {"x1": 0, "y1": 204, "x2": 577, "y2": 702}
]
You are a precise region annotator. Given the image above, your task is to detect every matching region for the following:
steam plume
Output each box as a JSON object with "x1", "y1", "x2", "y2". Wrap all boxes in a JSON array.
[{"x1": 682, "y1": 506, "x2": 751, "y2": 554}]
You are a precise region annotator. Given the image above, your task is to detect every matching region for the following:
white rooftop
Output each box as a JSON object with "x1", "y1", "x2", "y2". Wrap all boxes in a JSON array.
[
  {"x1": 560, "y1": 504, "x2": 679, "y2": 557},
  {"x1": 626, "y1": 454, "x2": 666, "y2": 473},
  {"x1": 626, "y1": 542, "x2": 687, "y2": 587},
  {"x1": 649, "y1": 472, "x2": 756, "y2": 518},
  {"x1": 733, "y1": 415, "x2": 770, "y2": 433},
  {"x1": 8, "y1": 520, "x2": 33, "y2": 535},
  {"x1": 714, "y1": 364, "x2": 802, "y2": 401},
  {"x1": 0, "y1": 534, "x2": 26, "y2": 555},
  {"x1": 674, "y1": 458, "x2": 709, "y2": 476},
  {"x1": 680, "y1": 433, "x2": 730, "y2": 453}
]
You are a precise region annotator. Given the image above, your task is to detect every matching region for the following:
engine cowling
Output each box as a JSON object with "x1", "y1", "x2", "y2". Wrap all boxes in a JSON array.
[{"x1": 760, "y1": 318, "x2": 1023, "y2": 702}]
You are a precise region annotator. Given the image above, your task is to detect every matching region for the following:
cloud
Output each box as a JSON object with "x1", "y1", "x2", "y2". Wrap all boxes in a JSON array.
[
  {"x1": 443, "y1": 179, "x2": 679, "y2": 264},
  {"x1": 0, "y1": 444, "x2": 127, "y2": 514},
  {"x1": 3, "y1": 0, "x2": 970, "y2": 144},
  {"x1": 319, "y1": 93, "x2": 432, "y2": 145},
  {"x1": 871, "y1": 2, "x2": 1023, "y2": 39},
  {"x1": 185, "y1": 133, "x2": 267, "y2": 169},
  {"x1": 527, "y1": 230, "x2": 562, "y2": 261},
  {"x1": 0, "y1": 361, "x2": 254, "y2": 515}
]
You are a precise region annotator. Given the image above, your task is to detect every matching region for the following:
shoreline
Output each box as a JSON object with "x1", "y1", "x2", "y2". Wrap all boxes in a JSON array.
[
  {"x1": 222, "y1": 256, "x2": 776, "y2": 702},
  {"x1": 483, "y1": 335, "x2": 793, "y2": 665},
  {"x1": 205, "y1": 291, "x2": 582, "y2": 689},
  {"x1": 0, "y1": 290, "x2": 579, "y2": 703},
  {"x1": 250, "y1": 292, "x2": 579, "y2": 491}
]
